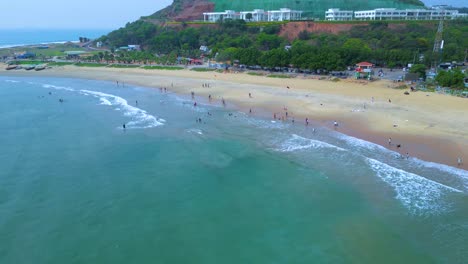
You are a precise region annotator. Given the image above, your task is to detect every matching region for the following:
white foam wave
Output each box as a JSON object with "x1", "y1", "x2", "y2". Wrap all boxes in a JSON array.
[
  {"x1": 414, "y1": 159, "x2": 468, "y2": 182},
  {"x1": 278, "y1": 134, "x2": 346, "y2": 152},
  {"x1": 187, "y1": 128, "x2": 203, "y2": 135},
  {"x1": 337, "y1": 133, "x2": 390, "y2": 153},
  {"x1": 366, "y1": 158, "x2": 462, "y2": 215},
  {"x1": 337, "y1": 133, "x2": 468, "y2": 187},
  {"x1": 5, "y1": 80, "x2": 20, "y2": 83},
  {"x1": 42, "y1": 84, "x2": 75, "y2": 92},
  {"x1": 80, "y1": 89, "x2": 164, "y2": 129},
  {"x1": 99, "y1": 98, "x2": 112, "y2": 105}
]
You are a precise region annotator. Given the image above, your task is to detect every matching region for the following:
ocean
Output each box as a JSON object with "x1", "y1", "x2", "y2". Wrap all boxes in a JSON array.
[
  {"x1": 0, "y1": 29, "x2": 110, "y2": 49},
  {"x1": 0, "y1": 76, "x2": 467, "y2": 263}
]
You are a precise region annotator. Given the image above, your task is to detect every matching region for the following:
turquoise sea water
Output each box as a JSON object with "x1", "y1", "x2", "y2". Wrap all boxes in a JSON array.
[{"x1": 0, "y1": 76, "x2": 467, "y2": 263}]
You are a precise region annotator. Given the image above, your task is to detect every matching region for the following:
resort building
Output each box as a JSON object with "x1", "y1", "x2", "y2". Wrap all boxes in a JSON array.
[
  {"x1": 354, "y1": 8, "x2": 461, "y2": 21},
  {"x1": 203, "y1": 10, "x2": 240, "y2": 22},
  {"x1": 267, "y1": 8, "x2": 302, "y2": 21},
  {"x1": 239, "y1": 9, "x2": 268, "y2": 22},
  {"x1": 203, "y1": 8, "x2": 302, "y2": 22},
  {"x1": 325, "y1": 8, "x2": 353, "y2": 21}
]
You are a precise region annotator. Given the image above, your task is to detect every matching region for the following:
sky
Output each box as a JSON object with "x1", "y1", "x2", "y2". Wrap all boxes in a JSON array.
[
  {"x1": 0, "y1": 0, "x2": 465, "y2": 30},
  {"x1": 0, "y1": 0, "x2": 172, "y2": 29}
]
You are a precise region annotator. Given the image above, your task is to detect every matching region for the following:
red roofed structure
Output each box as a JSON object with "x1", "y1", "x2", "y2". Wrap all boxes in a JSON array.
[
  {"x1": 355, "y1": 62, "x2": 374, "y2": 71},
  {"x1": 354, "y1": 62, "x2": 374, "y2": 80}
]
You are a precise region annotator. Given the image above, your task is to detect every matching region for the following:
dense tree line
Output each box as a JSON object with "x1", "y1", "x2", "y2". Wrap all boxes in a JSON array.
[
  {"x1": 97, "y1": 19, "x2": 467, "y2": 87},
  {"x1": 99, "y1": 20, "x2": 467, "y2": 69}
]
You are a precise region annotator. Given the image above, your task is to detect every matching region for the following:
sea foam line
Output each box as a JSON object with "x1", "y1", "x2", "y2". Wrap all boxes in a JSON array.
[
  {"x1": 277, "y1": 134, "x2": 346, "y2": 152},
  {"x1": 80, "y1": 89, "x2": 164, "y2": 129},
  {"x1": 366, "y1": 158, "x2": 462, "y2": 215},
  {"x1": 41, "y1": 83, "x2": 164, "y2": 129}
]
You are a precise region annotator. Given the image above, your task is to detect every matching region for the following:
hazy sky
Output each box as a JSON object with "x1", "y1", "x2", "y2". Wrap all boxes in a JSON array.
[
  {"x1": 0, "y1": 0, "x2": 172, "y2": 29},
  {"x1": 0, "y1": 0, "x2": 465, "y2": 29}
]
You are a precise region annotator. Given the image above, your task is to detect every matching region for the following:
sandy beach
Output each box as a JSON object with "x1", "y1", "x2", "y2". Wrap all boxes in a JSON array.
[{"x1": 1, "y1": 64, "x2": 467, "y2": 169}]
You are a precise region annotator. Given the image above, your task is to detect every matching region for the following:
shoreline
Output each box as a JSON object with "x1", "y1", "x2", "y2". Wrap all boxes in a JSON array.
[{"x1": 1, "y1": 64, "x2": 467, "y2": 170}]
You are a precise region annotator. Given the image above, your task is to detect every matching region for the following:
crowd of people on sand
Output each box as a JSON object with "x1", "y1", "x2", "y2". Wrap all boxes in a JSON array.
[{"x1": 118, "y1": 81, "x2": 465, "y2": 168}]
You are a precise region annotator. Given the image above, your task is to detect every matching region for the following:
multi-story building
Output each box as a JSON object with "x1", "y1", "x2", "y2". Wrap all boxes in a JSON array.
[
  {"x1": 354, "y1": 8, "x2": 461, "y2": 21},
  {"x1": 203, "y1": 10, "x2": 240, "y2": 22},
  {"x1": 204, "y1": 8, "x2": 302, "y2": 22},
  {"x1": 239, "y1": 9, "x2": 268, "y2": 22},
  {"x1": 267, "y1": 8, "x2": 303, "y2": 21},
  {"x1": 325, "y1": 8, "x2": 353, "y2": 21}
]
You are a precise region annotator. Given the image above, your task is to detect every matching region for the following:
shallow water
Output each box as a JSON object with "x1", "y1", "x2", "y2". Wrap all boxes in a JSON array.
[{"x1": 1, "y1": 76, "x2": 467, "y2": 263}]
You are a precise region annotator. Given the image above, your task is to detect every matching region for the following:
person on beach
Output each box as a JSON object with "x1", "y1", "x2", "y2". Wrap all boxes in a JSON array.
[
  {"x1": 249, "y1": 93, "x2": 252, "y2": 98},
  {"x1": 406, "y1": 152, "x2": 410, "y2": 159},
  {"x1": 274, "y1": 113, "x2": 277, "y2": 119},
  {"x1": 191, "y1": 91, "x2": 195, "y2": 99},
  {"x1": 249, "y1": 108, "x2": 252, "y2": 114},
  {"x1": 458, "y1": 157, "x2": 463, "y2": 166},
  {"x1": 371, "y1": 96, "x2": 374, "y2": 103},
  {"x1": 292, "y1": 117, "x2": 295, "y2": 123},
  {"x1": 333, "y1": 121, "x2": 338, "y2": 127},
  {"x1": 116, "y1": 81, "x2": 119, "y2": 86},
  {"x1": 306, "y1": 118, "x2": 309, "y2": 125},
  {"x1": 222, "y1": 98, "x2": 226, "y2": 107},
  {"x1": 313, "y1": 128, "x2": 316, "y2": 134},
  {"x1": 388, "y1": 99, "x2": 392, "y2": 103},
  {"x1": 194, "y1": 102, "x2": 197, "y2": 107},
  {"x1": 136, "y1": 100, "x2": 138, "y2": 106},
  {"x1": 388, "y1": 137, "x2": 392, "y2": 145}
]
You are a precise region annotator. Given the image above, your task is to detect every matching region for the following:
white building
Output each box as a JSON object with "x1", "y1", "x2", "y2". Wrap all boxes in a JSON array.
[
  {"x1": 204, "y1": 8, "x2": 302, "y2": 22},
  {"x1": 354, "y1": 8, "x2": 461, "y2": 21},
  {"x1": 268, "y1": 8, "x2": 302, "y2": 21},
  {"x1": 240, "y1": 9, "x2": 268, "y2": 22},
  {"x1": 325, "y1": 8, "x2": 353, "y2": 21},
  {"x1": 203, "y1": 10, "x2": 240, "y2": 22}
]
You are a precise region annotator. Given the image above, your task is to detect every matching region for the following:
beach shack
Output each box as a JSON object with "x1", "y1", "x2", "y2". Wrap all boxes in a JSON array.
[{"x1": 355, "y1": 61, "x2": 374, "y2": 80}]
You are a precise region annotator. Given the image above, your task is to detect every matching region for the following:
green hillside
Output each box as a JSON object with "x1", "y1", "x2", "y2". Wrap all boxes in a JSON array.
[{"x1": 213, "y1": 0, "x2": 425, "y2": 18}]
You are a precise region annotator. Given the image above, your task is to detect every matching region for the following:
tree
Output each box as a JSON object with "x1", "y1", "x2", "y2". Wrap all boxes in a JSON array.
[
  {"x1": 435, "y1": 69, "x2": 465, "y2": 89},
  {"x1": 409, "y1": 64, "x2": 426, "y2": 80},
  {"x1": 245, "y1": 13, "x2": 253, "y2": 22}
]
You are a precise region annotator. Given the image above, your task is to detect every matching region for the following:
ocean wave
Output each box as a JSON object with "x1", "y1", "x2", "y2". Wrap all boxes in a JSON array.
[
  {"x1": 337, "y1": 133, "x2": 391, "y2": 153},
  {"x1": 80, "y1": 89, "x2": 164, "y2": 129},
  {"x1": 99, "y1": 98, "x2": 112, "y2": 106},
  {"x1": 277, "y1": 134, "x2": 346, "y2": 152},
  {"x1": 5, "y1": 80, "x2": 20, "y2": 83},
  {"x1": 337, "y1": 133, "x2": 468, "y2": 189},
  {"x1": 187, "y1": 128, "x2": 203, "y2": 135},
  {"x1": 42, "y1": 84, "x2": 75, "y2": 92},
  {"x1": 366, "y1": 158, "x2": 462, "y2": 215}
]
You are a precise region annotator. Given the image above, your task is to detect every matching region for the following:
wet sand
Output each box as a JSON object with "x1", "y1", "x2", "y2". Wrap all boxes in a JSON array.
[{"x1": 1, "y1": 64, "x2": 467, "y2": 169}]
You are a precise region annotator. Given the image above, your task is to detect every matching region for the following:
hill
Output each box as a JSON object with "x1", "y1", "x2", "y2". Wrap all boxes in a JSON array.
[{"x1": 146, "y1": 0, "x2": 425, "y2": 21}]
